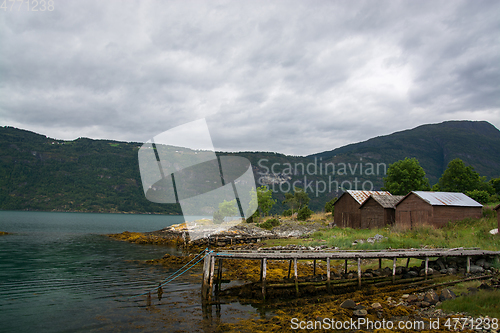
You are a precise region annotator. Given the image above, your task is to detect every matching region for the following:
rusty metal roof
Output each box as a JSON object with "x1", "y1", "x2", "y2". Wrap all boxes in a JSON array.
[
  {"x1": 346, "y1": 190, "x2": 392, "y2": 205},
  {"x1": 412, "y1": 191, "x2": 482, "y2": 207},
  {"x1": 365, "y1": 194, "x2": 405, "y2": 209}
]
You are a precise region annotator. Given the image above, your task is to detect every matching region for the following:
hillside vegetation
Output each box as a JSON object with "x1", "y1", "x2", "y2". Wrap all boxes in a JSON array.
[{"x1": 1, "y1": 120, "x2": 499, "y2": 214}]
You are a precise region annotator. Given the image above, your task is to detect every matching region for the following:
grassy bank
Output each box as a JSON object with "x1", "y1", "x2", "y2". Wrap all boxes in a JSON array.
[{"x1": 261, "y1": 209, "x2": 500, "y2": 251}]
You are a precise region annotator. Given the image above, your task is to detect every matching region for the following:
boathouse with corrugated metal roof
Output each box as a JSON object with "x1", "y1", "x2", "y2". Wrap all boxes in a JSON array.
[
  {"x1": 333, "y1": 190, "x2": 392, "y2": 228},
  {"x1": 395, "y1": 191, "x2": 482, "y2": 230}
]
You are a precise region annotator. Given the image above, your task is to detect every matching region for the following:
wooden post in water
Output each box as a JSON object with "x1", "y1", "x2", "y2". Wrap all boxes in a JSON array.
[
  {"x1": 425, "y1": 257, "x2": 429, "y2": 280},
  {"x1": 313, "y1": 259, "x2": 316, "y2": 276},
  {"x1": 379, "y1": 258, "x2": 382, "y2": 269},
  {"x1": 287, "y1": 259, "x2": 292, "y2": 279},
  {"x1": 216, "y1": 258, "x2": 223, "y2": 296},
  {"x1": 392, "y1": 258, "x2": 397, "y2": 284},
  {"x1": 201, "y1": 254, "x2": 211, "y2": 299},
  {"x1": 207, "y1": 256, "x2": 216, "y2": 302},
  {"x1": 345, "y1": 260, "x2": 348, "y2": 274},
  {"x1": 406, "y1": 258, "x2": 411, "y2": 268},
  {"x1": 294, "y1": 258, "x2": 299, "y2": 296},
  {"x1": 262, "y1": 258, "x2": 267, "y2": 300},
  {"x1": 357, "y1": 257, "x2": 361, "y2": 287},
  {"x1": 326, "y1": 258, "x2": 331, "y2": 293},
  {"x1": 466, "y1": 256, "x2": 471, "y2": 274},
  {"x1": 260, "y1": 259, "x2": 264, "y2": 282}
]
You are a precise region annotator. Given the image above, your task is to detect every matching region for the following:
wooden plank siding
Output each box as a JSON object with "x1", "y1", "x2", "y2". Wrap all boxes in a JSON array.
[
  {"x1": 395, "y1": 192, "x2": 482, "y2": 230},
  {"x1": 359, "y1": 196, "x2": 398, "y2": 229},
  {"x1": 334, "y1": 194, "x2": 361, "y2": 228},
  {"x1": 395, "y1": 193, "x2": 433, "y2": 230}
]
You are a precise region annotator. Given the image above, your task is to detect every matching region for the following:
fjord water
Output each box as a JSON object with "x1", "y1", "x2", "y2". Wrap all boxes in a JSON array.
[{"x1": 0, "y1": 211, "x2": 245, "y2": 332}]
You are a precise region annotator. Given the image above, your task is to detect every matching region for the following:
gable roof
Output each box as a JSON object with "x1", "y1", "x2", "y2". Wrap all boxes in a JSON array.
[
  {"x1": 360, "y1": 194, "x2": 405, "y2": 209},
  {"x1": 334, "y1": 190, "x2": 392, "y2": 205},
  {"x1": 397, "y1": 191, "x2": 482, "y2": 207}
]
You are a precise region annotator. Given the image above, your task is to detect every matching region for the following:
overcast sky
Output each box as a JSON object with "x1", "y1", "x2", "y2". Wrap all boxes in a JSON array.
[{"x1": 1, "y1": 0, "x2": 499, "y2": 156}]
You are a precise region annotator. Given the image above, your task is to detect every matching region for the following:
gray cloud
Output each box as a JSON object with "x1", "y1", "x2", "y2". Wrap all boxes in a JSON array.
[{"x1": 0, "y1": 0, "x2": 498, "y2": 155}]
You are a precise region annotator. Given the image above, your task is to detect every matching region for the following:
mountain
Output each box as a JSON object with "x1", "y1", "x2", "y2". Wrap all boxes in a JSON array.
[
  {"x1": 308, "y1": 121, "x2": 500, "y2": 184},
  {"x1": 1, "y1": 120, "x2": 499, "y2": 214}
]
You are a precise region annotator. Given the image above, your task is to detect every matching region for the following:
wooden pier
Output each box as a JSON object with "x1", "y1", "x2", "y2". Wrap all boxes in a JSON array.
[{"x1": 201, "y1": 248, "x2": 500, "y2": 302}]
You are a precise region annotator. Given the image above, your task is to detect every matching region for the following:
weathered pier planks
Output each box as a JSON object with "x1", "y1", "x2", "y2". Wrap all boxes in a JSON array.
[{"x1": 201, "y1": 248, "x2": 500, "y2": 301}]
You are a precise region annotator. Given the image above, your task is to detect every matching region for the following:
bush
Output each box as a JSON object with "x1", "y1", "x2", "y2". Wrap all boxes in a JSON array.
[
  {"x1": 258, "y1": 218, "x2": 280, "y2": 230},
  {"x1": 282, "y1": 209, "x2": 293, "y2": 217},
  {"x1": 466, "y1": 189, "x2": 490, "y2": 204},
  {"x1": 325, "y1": 197, "x2": 337, "y2": 214},
  {"x1": 213, "y1": 210, "x2": 224, "y2": 224},
  {"x1": 297, "y1": 206, "x2": 313, "y2": 221}
]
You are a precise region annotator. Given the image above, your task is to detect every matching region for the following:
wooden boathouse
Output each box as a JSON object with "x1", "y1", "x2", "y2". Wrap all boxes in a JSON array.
[
  {"x1": 201, "y1": 248, "x2": 500, "y2": 302},
  {"x1": 395, "y1": 191, "x2": 482, "y2": 230},
  {"x1": 359, "y1": 194, "x2": 404, "y2": 229},
  {"x1": 333, "y1": 190, "x2": 392, "y2": 228}
]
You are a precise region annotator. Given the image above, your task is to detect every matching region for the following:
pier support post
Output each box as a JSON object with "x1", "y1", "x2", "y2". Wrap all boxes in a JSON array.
[
  {"x1": 326, "y1": 258, "x2": 331, "y2": 293},
  {"x1": 294, "y1": 258, "x2": 299, "y2": 296},
  {"x1": 207, "y1": 255, "x2": 215, "y2": 302},
  {"x1": 392, "y1": 258, "x2": 396, "y2": 284},
  {"x1": 287, "y1": 259, "x2": 292, "y2": 279},
  {"x1": 215, "y1": 258, "x2": 223, "y2": 296},
  {"x1": 262, "y1": 258, "x2": 267, "y2": 300},
  {"x1": 379, "y1": 258, "x2": 382, "y2": 269},
  {"x1": 345, "y1": 260, "x2": 348, "y2": 274},
  {"x1": 425, "y1": 257, "x2": 429, "y2": 280},
  {"x1": 357, "y1": 258, "x2": 361, "y2": 288},
  {"x1": 406, "y1": 258, "x2": 411, "y2": 268},
  {"x1": 201, "y1": 255, "x2": 211, "y2": 300},
  {"x1": 466, "y1": 256, "x2": 471, "y2": 274},
  {"x1": 313, "y1": 259, "x2": 316, "y2": 276}
]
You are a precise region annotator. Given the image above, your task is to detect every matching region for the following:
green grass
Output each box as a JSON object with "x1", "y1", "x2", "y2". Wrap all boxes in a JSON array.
[
  {"x1": 263, "y1": 211, "x2": 500, "y2": 251},
  {"x1": 439, "y1": 289, "x2": 500, "y2": 318}
]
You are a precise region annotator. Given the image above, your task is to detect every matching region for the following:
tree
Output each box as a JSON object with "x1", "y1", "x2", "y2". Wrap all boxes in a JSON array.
[
  {"x1": 283, "y1": 187, "x2": 310, "y2": 215},
  {"x1": 433, "y1": 159, "x2": 491, "y2": 193},
  {"x1": 382, "y1": 158, "x2": 430, "y2": 195},
  {"x1": 324, "y1": 197, "x2": 338, "y2": 214},
  {"x1": 489, "y1": 177, "x2": 500, "y2": 195},
  {"x1": 247, "y1": 186, "x2": 276, "y2": 222},
  {"x1": 213, "y1": 199, "x2": 239, "y2": 224}
]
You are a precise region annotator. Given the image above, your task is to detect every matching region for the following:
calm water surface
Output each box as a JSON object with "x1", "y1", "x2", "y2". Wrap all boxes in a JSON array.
[{"x1": 0, "y1": 211, "x2": 257, "y2": 333}]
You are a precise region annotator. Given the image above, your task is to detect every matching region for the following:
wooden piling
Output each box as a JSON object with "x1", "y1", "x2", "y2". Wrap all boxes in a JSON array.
[
  {"x1": 406, "y1": 258, "x2": 411, "y2": 268},
  {"x1": 294, "y1": 258, "x2": 299, "y2": 296},
  {"x1": 313, "y1": 259, "x2": 316, "y2": 276},
  {"x1": 262, "y1": 258, "x2": 267, "y2": 300},
  {"x1": 392, "y1": 258, "x2": 396, "y2": 284},
  {"x1": 425, "y1": 257, "x2": 429, "y2": 280},
  {"x1": 207, "y1": 256, "x2": 215, "y2": 302},
  {"x1": 379, "y1": 258, "x2": 382, "y2": 269},
  {"x1": 326, "y1": 258, "x2": 331, "y2": 293},
  {"x1": 287, "y1": 259, "x2": 292, "y2": 279},
  {"x1": 466, "y1": 256, "x2": 471, "y2": 274},
  {"x1": 344, "y1": 260, "x2": 348, "y2": 274},
  {"x1": 216, "y1": 258, "x2": 223, "y2": 295},
  {"x1": 201, "y1": 255, "x2": 210, "y2": 299},
  {"x1": 357, "y1": 257, "x2": 361, "y2": 287}
]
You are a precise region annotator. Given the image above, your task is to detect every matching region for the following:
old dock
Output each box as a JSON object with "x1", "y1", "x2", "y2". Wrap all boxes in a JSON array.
[{"x1": 201, "y1": 248, "x2": 500, "y2": 301}]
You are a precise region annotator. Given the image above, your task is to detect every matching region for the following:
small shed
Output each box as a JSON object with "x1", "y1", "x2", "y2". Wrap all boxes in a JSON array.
[
  {"x1": 495, "y1": 204, "x2": 500, "y2": 231},
  {"x1": 395, "y1": 191, "x2": 482, "y2": 230},
  {"x1": 359, "y1": 194, "x2": 404, "y2": 229},
  {"x1": 333, "y1": 190, "x2": 391, "y2": 228}
]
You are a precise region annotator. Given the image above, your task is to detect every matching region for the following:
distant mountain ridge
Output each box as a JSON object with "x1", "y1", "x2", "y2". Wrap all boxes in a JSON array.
[
  {"x1": 308, "y1": 120, "x2": 500, "y2": 184},
  {"x1": 0, "y1": 120, "x2": 499, "y2": 214}
]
